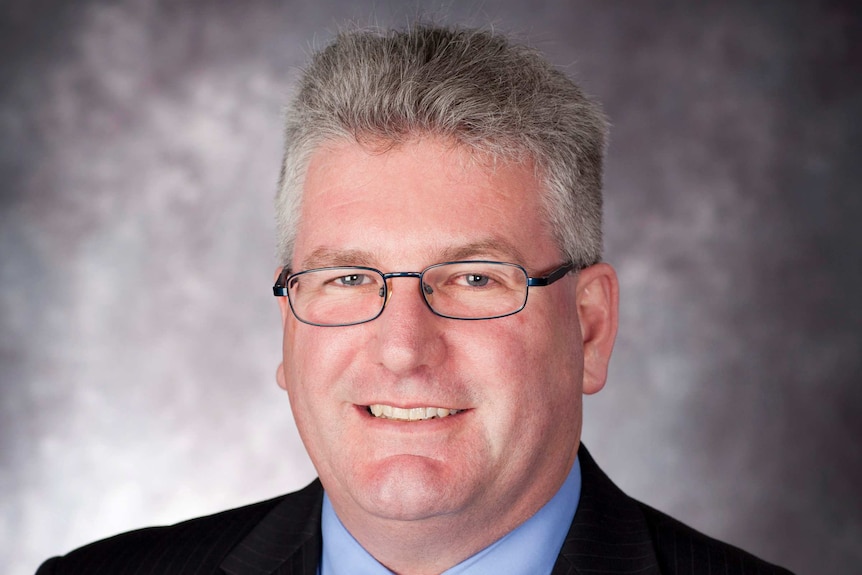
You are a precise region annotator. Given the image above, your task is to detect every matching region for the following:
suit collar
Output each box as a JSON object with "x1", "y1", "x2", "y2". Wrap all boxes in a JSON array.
[
  {"x1": 551, "y1": 445, "x2": 661, "y2": 575},
  {"x1": 221, "y1": 479, "x2": 324, "y2": 575}
]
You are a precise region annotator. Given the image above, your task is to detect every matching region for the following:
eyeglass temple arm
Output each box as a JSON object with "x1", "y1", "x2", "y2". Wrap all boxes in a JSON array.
[
  {"x1": 273, "y1": 267, "x2": 291, "y2": 296},
  {"x1": 526, "y1": 262, "x2": 576, "y2": 287}
]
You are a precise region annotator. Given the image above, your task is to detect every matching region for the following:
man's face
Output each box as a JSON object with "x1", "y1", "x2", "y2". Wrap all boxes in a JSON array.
[{"x1": 277, "y1": 137, "x2": 611, "y2": 540}]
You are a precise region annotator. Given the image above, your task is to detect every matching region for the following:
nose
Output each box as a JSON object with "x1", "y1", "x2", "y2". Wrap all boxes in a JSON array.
[{"x1": 370, "y1": 277, "x2": 446, "y2": 375}]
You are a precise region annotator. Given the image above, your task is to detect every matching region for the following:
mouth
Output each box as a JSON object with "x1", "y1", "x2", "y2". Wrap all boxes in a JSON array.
[{"x1": 366, "y1": 404, "x2": 464, "y2": 422}]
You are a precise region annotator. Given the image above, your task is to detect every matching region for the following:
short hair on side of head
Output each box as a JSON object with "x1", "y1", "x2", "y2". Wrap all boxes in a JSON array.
[{"x1": 276, "y1": 24, "x2": 608, "y2": 268}]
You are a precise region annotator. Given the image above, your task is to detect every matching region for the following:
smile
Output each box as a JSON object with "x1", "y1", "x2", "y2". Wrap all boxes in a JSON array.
[{"x1": 367, "y1": 404, "x2": 463, "y2": 421}]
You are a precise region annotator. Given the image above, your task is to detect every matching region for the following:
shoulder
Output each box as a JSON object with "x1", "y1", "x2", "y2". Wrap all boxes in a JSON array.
[
  {"x1": 567, "y1": 446, "x2": 795, "y2": 575},
  {"x1": 636, "y1": 501, "x2": 794, "y2": 575},
  {"x1": 36, "y1": 480, "x2": 323, "y2": 575}
]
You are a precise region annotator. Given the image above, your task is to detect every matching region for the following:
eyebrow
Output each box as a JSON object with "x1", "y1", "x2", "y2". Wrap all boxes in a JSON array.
[
  {"x1": 300, "y1": 247, "x2": 379, "y2": 270},
  {"x1": 299, "y1": 238, "x2": 528, "y2": 271},
  {"x1": 437, "y1": 239, "x2": 527, "y2": 265}
]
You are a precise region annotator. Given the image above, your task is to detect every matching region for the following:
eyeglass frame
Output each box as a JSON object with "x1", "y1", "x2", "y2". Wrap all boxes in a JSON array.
[{"x1": 273, "y1": 260, "x2": 580, "y2": 327}]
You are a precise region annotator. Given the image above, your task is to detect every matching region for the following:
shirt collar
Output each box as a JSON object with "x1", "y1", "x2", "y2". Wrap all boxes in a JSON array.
[{"x1": 319, "y1": 456, "x2": 581, "y2": 575}]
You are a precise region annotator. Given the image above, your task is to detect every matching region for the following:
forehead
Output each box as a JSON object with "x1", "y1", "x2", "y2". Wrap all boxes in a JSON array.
[{"x1": 293, "y1": 137, "x2": 560, "y2": 269}]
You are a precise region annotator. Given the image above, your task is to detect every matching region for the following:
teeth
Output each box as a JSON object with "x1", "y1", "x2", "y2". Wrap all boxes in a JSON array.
[{"x1": 367, "y1": 404, "x2": 462, "y2": 421}]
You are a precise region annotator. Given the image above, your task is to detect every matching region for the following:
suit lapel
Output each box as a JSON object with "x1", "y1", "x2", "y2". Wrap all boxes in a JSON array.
[
  {"x1": 551, "y1": 445, "x2": 661, "y2": 575},
  {"x1": 221, "y1": 480, "x2": 324, "y2": 575}
]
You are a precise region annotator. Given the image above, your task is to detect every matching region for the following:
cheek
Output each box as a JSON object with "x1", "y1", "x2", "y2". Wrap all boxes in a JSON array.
[
  {"x1": 285, "y1": 321, "x2": 355, "y2": 386},
  {"x1": 484, "y1": 307, "x2": 582, "y2": 389},
  {"x1": 283, "y1": 324, "x2": 361, "y2": 472},
  {"x1": 467, "y1": 308, "x2": 583, "y2": 437},
  {"x1": 282, "y1": 323, "x2": 352, "y2": 433}
]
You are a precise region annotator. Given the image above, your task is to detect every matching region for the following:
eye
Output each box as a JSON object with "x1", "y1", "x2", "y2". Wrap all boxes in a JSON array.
[
  {"x1": 336, "y1": 273, "x2": 372, "y2": 287},
  {"x1": 451, "y1": 270, "x2": 499, "y2": 289},
  {"x1": 464, "y1": 273, "x2": 490, "y2": 287},
  {"x1": 423, "y1": 262, "x2": 518, "y2": 295}
]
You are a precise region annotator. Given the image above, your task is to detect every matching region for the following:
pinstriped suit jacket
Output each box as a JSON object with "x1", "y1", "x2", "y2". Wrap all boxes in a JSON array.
[{"x1": 36, "y1": 446, "x2": 793, "y2": 574}]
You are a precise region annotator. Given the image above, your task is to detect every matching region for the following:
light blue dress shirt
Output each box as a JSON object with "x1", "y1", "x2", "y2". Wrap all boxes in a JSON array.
[{"x1": 318, "y1": 457, "x2": 581, "y2": 575}]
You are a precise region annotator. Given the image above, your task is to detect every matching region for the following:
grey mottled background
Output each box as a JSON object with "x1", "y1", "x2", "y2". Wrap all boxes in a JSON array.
[{"x1": 2, "y1": 1, "x2": 860, "y2": 573}]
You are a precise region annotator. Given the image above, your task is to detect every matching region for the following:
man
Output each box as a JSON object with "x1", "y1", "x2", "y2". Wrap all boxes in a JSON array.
[{"x1": 38, "y1": 25, "x2": 792, "y2": 575}]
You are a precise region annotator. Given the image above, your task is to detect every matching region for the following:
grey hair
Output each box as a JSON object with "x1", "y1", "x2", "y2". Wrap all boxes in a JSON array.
[{"x1": 276, "y1": 24, "x2": 608, "y2": 268}]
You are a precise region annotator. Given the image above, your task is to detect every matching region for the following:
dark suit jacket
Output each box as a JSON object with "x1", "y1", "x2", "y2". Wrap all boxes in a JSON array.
[{"x1": 37, "y1": 446, "x2": 793, "y2": 574}]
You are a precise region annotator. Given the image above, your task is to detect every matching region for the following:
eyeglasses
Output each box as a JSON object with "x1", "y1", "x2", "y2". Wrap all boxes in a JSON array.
[{"x1": 273, "y1": 260, "x2": 576, "y2": 327}]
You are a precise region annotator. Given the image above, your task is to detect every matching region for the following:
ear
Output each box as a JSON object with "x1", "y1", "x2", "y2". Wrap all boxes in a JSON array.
[
  {"x1": 274, "y1": 267, "x2": 291, "y2": 392},
  {"x1": 276, "y1": 361, "x2": 288, "y2": 391},
  {"x1": 575, "y1": 263, "x2": 619, "y2": 395},
  {"x1": 274, "y1": 267, "x2": 292, "y2": 325}
]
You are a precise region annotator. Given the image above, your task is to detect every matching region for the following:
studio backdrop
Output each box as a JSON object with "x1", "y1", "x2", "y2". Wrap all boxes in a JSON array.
[{"x1": 2, "y1": 1, "x2": 860, "y2": 574}]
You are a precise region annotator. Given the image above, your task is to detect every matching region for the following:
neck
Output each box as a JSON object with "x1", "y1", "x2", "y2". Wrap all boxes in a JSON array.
[
  {"x1": 326, "y1": 457, "x2": 577, "y2": 574},
  {"x1": 338, "y1": 502, "x2": 534, "y2": 574}
]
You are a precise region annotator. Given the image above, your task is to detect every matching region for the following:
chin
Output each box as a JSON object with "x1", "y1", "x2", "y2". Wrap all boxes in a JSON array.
[{"x1": 351, "y1": 454, "x2": 470, "y2": 521}]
